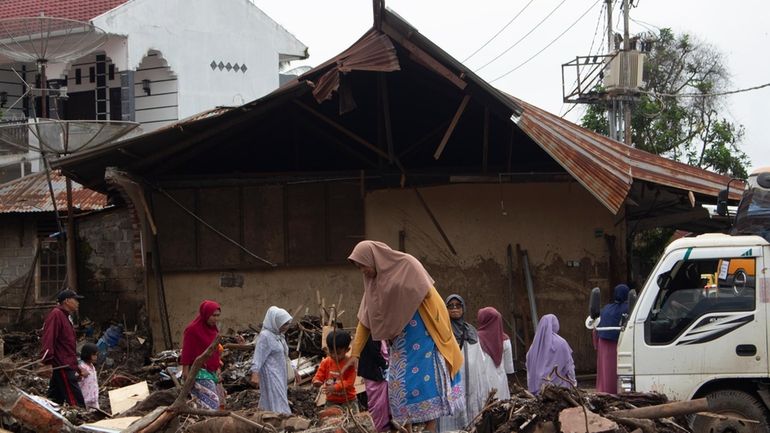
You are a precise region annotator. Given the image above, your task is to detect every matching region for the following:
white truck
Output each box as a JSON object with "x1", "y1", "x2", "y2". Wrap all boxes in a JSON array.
[{"x1": 590, "y1": 168, "x2": 770, "y2": 432}]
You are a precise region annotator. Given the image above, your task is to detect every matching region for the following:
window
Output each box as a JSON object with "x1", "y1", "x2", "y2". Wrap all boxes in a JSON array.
[
  {"x1": 645, "y1": 257, "x2": 756, "y2": 345},
  {"x1": 38, "y1": 239, "x2": 66, "y2": 299}
]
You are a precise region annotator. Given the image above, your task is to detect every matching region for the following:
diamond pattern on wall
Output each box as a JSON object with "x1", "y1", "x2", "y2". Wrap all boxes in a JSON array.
[{"x1": 210, "y1": 61, "x2": 248, "y2": 73}]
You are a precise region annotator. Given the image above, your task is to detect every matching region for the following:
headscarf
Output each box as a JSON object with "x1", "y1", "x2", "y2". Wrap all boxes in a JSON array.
[
  {"x1": 349, "y1": 240, "x2": 435, "y2": 341},
  {"x1": 262, "y1": 306, "x2": 292, "y2": 355},
  {"x1": 477, "y1": 307, "x2": 508, "y2": 366},
  {"x1": 180, "y1": 300, "x2": 221, "y2": 372},
  {"x1": 525, "y1": 314, "x2": 575, "y2": 394},
  {"x1": 597, "y1": 284, "x2": 630, "y2": 341},
  {"x1": 445, "y1": 294, "x2": 478, "y2": 347}
]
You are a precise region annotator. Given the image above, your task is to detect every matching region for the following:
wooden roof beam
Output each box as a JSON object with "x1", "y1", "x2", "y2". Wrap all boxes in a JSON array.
[{"x1": 433, "y1": 94, "x2": 470, "y2": 160}]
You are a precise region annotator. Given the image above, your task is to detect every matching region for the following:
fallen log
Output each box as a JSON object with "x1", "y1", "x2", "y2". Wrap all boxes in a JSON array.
[
  {"x1": 125, "y1": 336, "x2": 221, "y2": 433},
  {"x1": 613, "y1": 398, "x2": 709, "y2": 419}
]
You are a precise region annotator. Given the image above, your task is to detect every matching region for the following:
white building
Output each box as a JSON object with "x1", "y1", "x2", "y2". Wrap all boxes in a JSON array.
[{"x1": 0, "y1": 0, "x2": 307, "y2": 181}]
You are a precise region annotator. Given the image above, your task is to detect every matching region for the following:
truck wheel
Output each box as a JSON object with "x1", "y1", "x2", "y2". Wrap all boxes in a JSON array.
[{"x1": 692, "y1": 390, "x2": 769, "y2": 433}]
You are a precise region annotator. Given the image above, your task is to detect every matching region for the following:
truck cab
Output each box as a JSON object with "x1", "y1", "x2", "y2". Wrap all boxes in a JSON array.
[{"x1": 614, "y1": 168, "x2": 770, "y2": 431}]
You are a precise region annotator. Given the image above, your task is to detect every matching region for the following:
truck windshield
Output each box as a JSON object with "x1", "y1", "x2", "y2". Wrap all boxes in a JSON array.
[{"x1": 732, "y1": 184, "x2": 770, "y2": 243}]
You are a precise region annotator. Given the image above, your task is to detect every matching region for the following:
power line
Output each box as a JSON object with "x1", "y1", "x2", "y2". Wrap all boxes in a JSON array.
[
  {"x1": 490, "y1": 0, "x2": 603, "y2": 83},
  {"x1": 474, "y1": 0, "x2": 569, "y2": 72},
  {"x1": 463, "y1": 0, "x2": 537, "y2": 63},
  {"x1": 586, "y1": 2, "x2": 606, "y2": 58},
  {"x1": 641, "y1": 82, "x2": 770, "y2": 98},
  {"x1": 559, "y1": 3, "x2": 605, "y2": 117}
]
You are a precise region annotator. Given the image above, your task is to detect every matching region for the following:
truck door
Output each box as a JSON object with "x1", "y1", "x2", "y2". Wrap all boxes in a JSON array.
[{"x1": 633, "y1": 245, "x2": 765, "y2": 400}]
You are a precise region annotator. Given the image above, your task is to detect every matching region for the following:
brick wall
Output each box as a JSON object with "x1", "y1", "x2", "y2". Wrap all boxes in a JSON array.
[
  {"x1": 77, "y1": 207, "x2": 147, "y2": 330},
  {"x1": 0, "y1": 215, "x2": 46, "y2": 329}
]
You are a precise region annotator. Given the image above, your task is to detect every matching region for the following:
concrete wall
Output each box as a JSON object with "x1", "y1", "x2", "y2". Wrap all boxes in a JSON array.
[
  {"x1": 77, "y1": 207, "x2": 147, "y2": 330},
  {"x1": 146, "y1": 182, "x2": 625, "y2": 372}
]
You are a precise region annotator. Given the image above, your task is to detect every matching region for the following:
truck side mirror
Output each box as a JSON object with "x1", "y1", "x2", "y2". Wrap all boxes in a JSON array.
[
  {"x1": 628, "y1": 289, "x2": 637, "y2": 315},
  {"x1": 589, "y1": 287, "x2": 602, "y2": 319},
  {"x1": 716, "y1": 189, "x2": 729, "y2": 216},
  {"x1": 758, "y1": 172, "x2": 770, "y2": 189}
]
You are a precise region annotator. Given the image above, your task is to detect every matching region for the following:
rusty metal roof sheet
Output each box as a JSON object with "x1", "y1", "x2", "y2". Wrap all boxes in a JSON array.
[
  {"x1": 307, "y1": 29, "x2": 400, "y2": 104},
  {"x1": 514, "y1": 98, "x2": 741, "y2": 213},
  {"x1": 0, "y1": 171, "x2": 107, "y2": 213}
]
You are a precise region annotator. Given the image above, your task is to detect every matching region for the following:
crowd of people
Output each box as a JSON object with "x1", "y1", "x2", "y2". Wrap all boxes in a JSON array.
[{"x1": 39, "y1": 239, "x2": 630, "y2": 433}]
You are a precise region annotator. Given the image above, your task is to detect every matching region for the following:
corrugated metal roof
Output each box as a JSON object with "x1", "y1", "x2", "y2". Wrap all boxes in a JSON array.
[
  {"x1": 53, "y1": 6, "x2": 741, "y2": 216},
  {"x1": 0, "y1": 171, "x2": 107, "y2": 213},
  {"x1": 514, "y1": 98, "x2": 742, "y2": 213}
]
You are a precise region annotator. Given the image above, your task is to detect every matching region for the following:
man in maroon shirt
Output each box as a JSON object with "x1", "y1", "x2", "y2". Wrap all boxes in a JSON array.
[{"x1": 41, "y1": 289, "x2": 86, "y2": 407}]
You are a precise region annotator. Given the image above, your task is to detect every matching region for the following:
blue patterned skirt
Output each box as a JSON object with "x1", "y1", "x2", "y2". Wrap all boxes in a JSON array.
[{"x1": 388, "y1": 312, "x2": 459, "y2": 424}]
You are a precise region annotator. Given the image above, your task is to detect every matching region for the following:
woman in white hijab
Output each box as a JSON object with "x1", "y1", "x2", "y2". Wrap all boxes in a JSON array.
[{"x1": 250, "y1": 306, "x2": 293, "y2": 413}]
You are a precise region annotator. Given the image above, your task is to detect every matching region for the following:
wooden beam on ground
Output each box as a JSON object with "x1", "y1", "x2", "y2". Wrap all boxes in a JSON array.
[
  {"x1": 294, "y1": 101, "x2": 390, "y2": 160},
  {"x1": 381, "y1": 22, "x2": 466, "y2": 90},
  {"x1": 434, "y1": 94, "x2": 471, "y2": 160},
  {"x1": 413, "y1": 187, "x2": 457, "y2": 255}
]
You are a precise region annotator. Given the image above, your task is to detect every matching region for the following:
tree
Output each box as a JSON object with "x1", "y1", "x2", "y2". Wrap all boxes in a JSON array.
[{"x1": 581, "y1": 28, "x2": 749, "y2": 178}]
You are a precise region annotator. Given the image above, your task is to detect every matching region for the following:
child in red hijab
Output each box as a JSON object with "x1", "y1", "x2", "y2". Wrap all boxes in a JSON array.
[{"x1": 180, "y1": 300, "x2": 223, "y2": 410}]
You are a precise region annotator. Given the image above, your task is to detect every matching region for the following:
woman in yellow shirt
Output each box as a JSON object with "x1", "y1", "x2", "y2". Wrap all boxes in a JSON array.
[{"x1": 346, "y1": 241, "x2": 463, "y2": 433}]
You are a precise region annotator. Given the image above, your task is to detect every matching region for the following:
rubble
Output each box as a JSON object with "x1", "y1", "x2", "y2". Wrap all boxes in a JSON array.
[{"x1": 0, "y1": 323, "x2": 726, "y2": 433}]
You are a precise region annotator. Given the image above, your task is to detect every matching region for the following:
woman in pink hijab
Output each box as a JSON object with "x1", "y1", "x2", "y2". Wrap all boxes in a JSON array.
[
  {"x1": 477, "y1": 307, "x2": 515, "y2": 399},
  {"x1": 346, "y1": 241, "x2": 463, "y2": 433},
  {"x1": 525, "y1": 314, "x2": 576, "y2": 395}
]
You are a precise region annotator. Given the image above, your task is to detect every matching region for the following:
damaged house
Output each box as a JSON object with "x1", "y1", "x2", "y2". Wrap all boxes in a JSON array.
[{"x1": 49, "y1": 3, "x2": 740, "y2": 372}]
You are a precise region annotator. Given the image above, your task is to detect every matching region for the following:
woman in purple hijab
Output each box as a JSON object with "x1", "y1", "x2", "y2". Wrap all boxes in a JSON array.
[{"x1": 525, "y1": 314, "x2": 576, "y2": 395}]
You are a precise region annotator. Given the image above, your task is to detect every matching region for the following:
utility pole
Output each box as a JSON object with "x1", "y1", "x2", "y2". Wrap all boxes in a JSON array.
[
  {"x1": 560, "y1": 0, "x2": 645, "y2": 145},
  {"x1": 622, "y1": 0, "x2": 632, "y2": 145},
  {"x1": 605, "y1": 0, "x2": 617, "y2": 141}
]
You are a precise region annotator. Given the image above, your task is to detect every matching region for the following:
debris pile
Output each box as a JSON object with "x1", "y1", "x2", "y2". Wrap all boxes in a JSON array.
[
  {"x1": 0, "y1": 322, "x2": 732, "y2": 433},
  {"x1": 470, "y1": 384, "x2": 690, "y2": 433}
]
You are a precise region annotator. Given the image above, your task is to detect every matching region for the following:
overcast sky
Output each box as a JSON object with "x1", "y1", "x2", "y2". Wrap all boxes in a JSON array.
[{"x1": 256, "y1": 0, "x2": 770, "y2": 174}]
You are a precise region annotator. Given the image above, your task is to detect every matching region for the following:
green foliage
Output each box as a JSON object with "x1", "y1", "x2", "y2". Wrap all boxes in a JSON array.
[
  {"x1": 581, "y1": 28, "x2": 750, "y2": 178},
  {"x1": 633, "y1": 227, "x2": 676, "y2": 279}
]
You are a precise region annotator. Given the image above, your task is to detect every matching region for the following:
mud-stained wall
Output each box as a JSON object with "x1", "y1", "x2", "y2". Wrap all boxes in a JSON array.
[
  {"x1": 365, "y1": 182, "x2": 626, "y2": 372},
  {"x1": 147, "y1": 266, "x2": 363, "y2": 350},
  {"x1": 147, "y1": 181, "x2": 625, "y2": 373}
]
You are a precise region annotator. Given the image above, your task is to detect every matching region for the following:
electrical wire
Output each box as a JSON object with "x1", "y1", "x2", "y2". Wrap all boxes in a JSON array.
[
  {"x1": 559, "y1": 2, "x2": 607, "y2": 117},
  {"x1": 490, "y1": 0, "x2": 603, "y2": 83},
  {"x1": 463, "y1": 0, "x2": 538, "y2": 63},
  {"x1": 640, "y1": 82, "x2": 770, "y2": 98},
  {"x1": 474, "y1": 0, "x2": 569, "y2": 72},
  {"x1": 586, "y1": 2, "x2": 606, "y2": 59}
]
